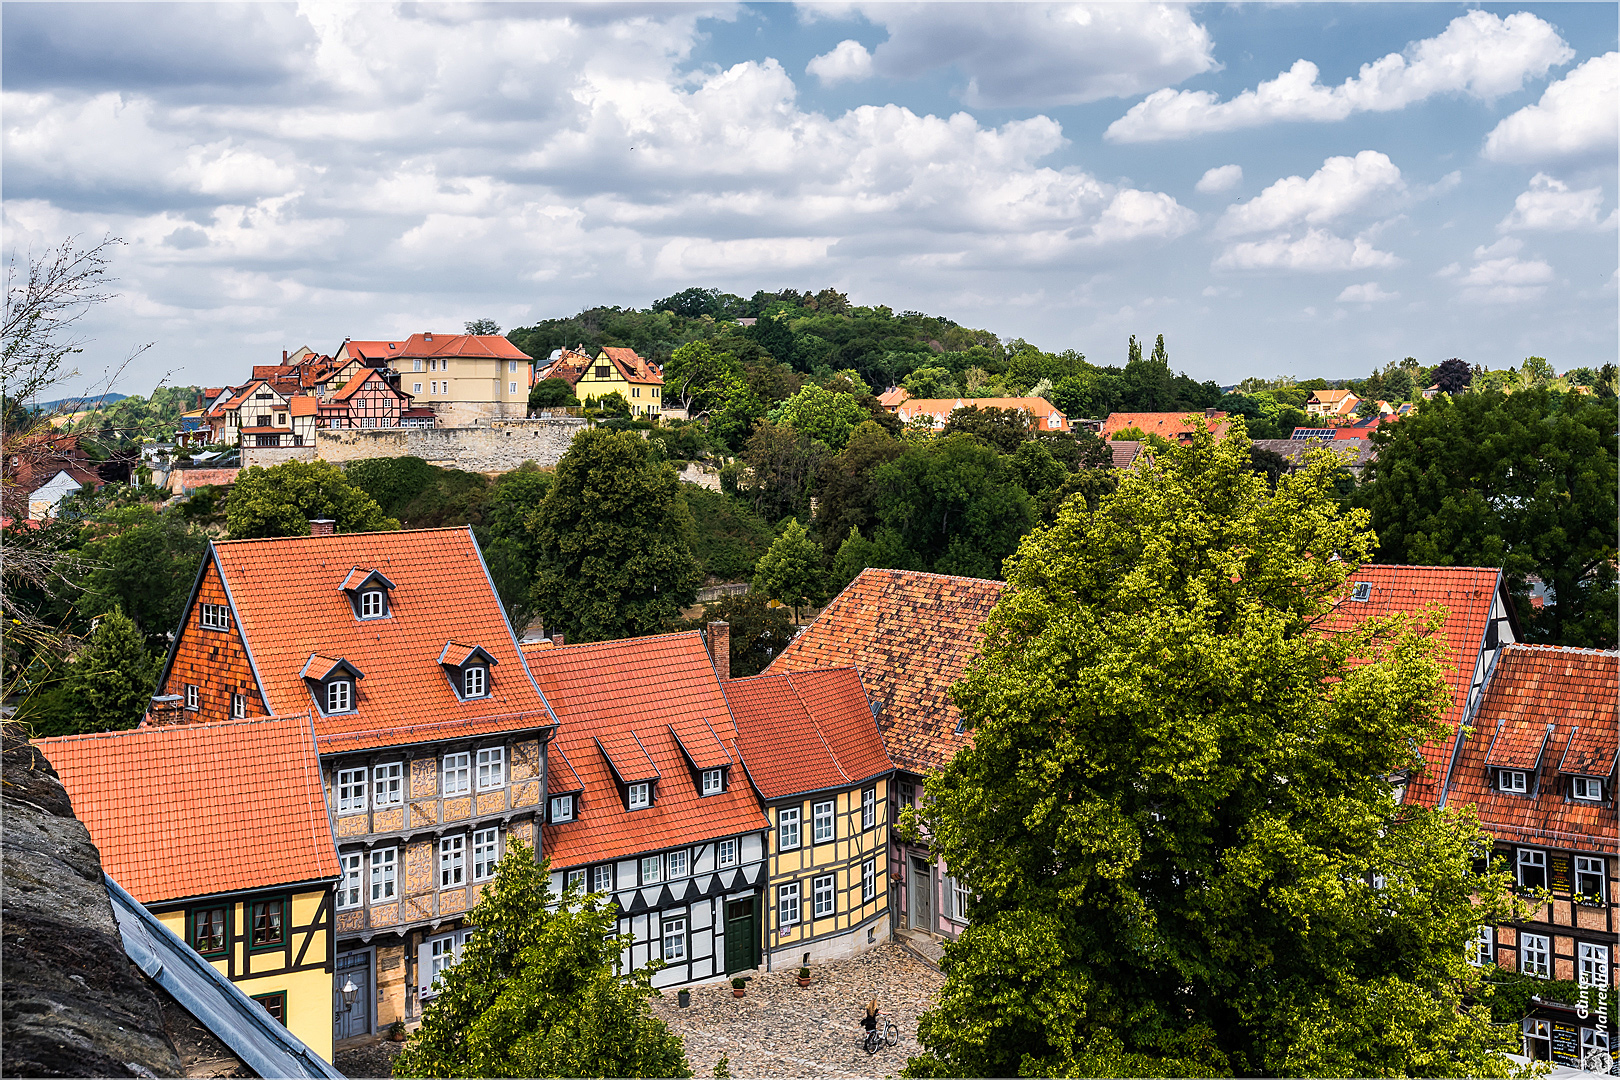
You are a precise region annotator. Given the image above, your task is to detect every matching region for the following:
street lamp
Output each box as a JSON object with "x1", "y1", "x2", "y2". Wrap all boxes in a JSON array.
[{"x1": 341, "y1": 977, "x2": 358, "y2": 1012}]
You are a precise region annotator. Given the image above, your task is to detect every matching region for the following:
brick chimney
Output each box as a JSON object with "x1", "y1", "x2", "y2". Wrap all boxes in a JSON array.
[
  {"x1": 1205, "y1": 407, "x2": 1217, "y2": 418},
  {"x1": 706, "y1": 621, "x2": 731, "y2": 682},
  {"x1": 309, "y1": 518, "x2": 335, "y2": 536},
  {"x1": 551, "y1": 632, "x2": 564, "y2": 647}
]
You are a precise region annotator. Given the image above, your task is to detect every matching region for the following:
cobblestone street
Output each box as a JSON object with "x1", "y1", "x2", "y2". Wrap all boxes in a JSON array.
[{"x1": 650, "y1": 941, "x2": 945, "y2": 1078}]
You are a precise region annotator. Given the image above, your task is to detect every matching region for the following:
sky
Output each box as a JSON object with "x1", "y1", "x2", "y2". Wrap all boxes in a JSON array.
[{"x1": 3, "y1": 2, "x2": 1616, "y2": 396}]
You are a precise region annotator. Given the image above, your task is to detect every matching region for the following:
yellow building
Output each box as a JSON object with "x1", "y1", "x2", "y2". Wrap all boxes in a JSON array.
[
  {"x1": 38, "y1": 716, "x2": 342, "y2": 1060},
  {"x1": 395, "y1": 331, "x2": 535, "y2": 426},
  {"x1": 723, "y1": 667, "x2": 896, "y2": 967},
  {"x1": 572, "y1": 346, "x2": 664, "y2": 419}
]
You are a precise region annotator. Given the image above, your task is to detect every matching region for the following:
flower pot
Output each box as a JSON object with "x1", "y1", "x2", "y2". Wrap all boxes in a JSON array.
[
  {"x1": 678, "y1": 989, "x2": 691, "y2": 1008},
  {"x1": 732, "y1": 988, "x2": 746, "y2": 998},
  {"x1": 797, "y1": 977, "x2": 811, "y2": 987}
]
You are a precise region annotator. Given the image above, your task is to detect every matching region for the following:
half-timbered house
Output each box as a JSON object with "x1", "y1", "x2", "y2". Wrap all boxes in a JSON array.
[{"x1": 319, "y1": 367, "x2": 412, "y2": 429}]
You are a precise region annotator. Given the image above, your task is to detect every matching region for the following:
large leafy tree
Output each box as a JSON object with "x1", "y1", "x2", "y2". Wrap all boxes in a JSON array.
[
  {"x1": 771, "y1": 383, "x2": 867, "y2": 452},
  {"x1": 529, "y1": 429, "x2": 702, "y2": 642},
  {"x1": 24, "y1": 609, "x2": 157, "y2": 737},
  {"x1": 1358, "y1": 387, "x2": 1617, "y2": 647},
  {"x1": 225, "y1": 459, "x2": 400, "y2": 538},
  {"x1": 395, "y1": 841, "x2": 691, "y2": 1079},
  {"x1": 75, "y1": 505, "x2": 207, "y2": 652},
  {"x1": 813, "y1": 421, "x2": 906, "y2": 557},
  {"x1": 906, "y1": 425, "x2": 1524, "y2": 1078},
  {"x1": 750, "y1": 519, "x2": 827, "y2": 624},
  {"x1": 872, "y1": 433, "x2": 1034, "y2": 579},
  {"x1": 663, "y1": 340, "x2": 745, "y2": 421}
]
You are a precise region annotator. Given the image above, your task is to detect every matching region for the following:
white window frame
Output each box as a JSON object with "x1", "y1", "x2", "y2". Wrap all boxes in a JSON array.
[
  {"x1": 442, "y1": 752, "x2": 470, "y2": 795},
  {"x1": 778, "y1": 881, "x2": 800, "y2": 927},
  {"x1": 550, "y1": 794, "x2": 574, "y2": 822},
  {"x1": 327, "y1": 679, "x2": 353, "y2": 713},
  {"x1": 1574, "y1": 776, "x2": 1603, "y2": 801},
  {"x1": 952, "y1": 877, "x2": 971, "y2": 922},
  {"x1": 476, "y1": 746, "x2": 504, "y2": 790},
  {"x1": 813, "y1": 800, "x2": 835, "y2": 844},
  {"x1": 360, "y1": 590, "x2": 384, "y2": 618},
  {"x1": 591, "y1": 864, "x2": 613, "y2": 893},
  {"x1": 717, "y1": 838, "x2": 737, "y2": 868},
  {"x1": 1576, "y1": 856, "x2": 1606, "y2": 901},
  {"x1": 701, "y1": 768, "x2": 724, "y2": 795},
  {"x1": 472, "y1": 827, "x2": 499, "y2": 882},
  {"x1": 509, "y1": 360, "x2": 518, "y2": 373},
  {"x1": 413, "y1": 359, "x2": 423, "y2": 372},
  {"x1": 440, "y1": 835, "x2": 465, "y2": 888},
  {"x1": 627, "y1": 781, "x2": 650, "y2": 809},
  {"x1": 566, "y1": 869, "x2": 586, "y2": 892},
  {"x1": 779, "y1": 807, "x2": 801, "y2": 851},
  {"x1": 509, "y1": 381, "x2": 518, "y2": 394},
  {"x1": 232, "y1": 693, "x2": 246, "y2": 719},
  {"x1": 370, "y1": 847, "x2": 397, "y2": 902},
  {"x1": 662, "y1": 916, "x2": 687, "y2": 961},
  {"x1": 185, "y1": 684, "x2": 199, "y2": 711},
  {"x1": 1518, "y1": 848, "x2": 1548, "y2": 889},
  {"x1": 463, "y1": 665, "x2": 487, "y2": 698},
  {"x1": 1499, "y1": 769, "x2": 1528, "y2": 793},
  {"x1": 413, "y1": 382, "x2": 423, "y2": 394},
  {"x1": 1469, "y1": 925, "x2": 1493, "y2": 967},
  {"x1": 338, "y1": 853, "x2": 363, "y2": 910},
  {"x1": 641, "y1": 854, "x2": 662, "y2": 884},
  {"x1": 1521, "y1": 932, "x2": 1551, "y2": 978},
  {"x1": 1579, "y1": 942, "x2": 1611, "y2": 988},
  {"x1": 862, "y1": 787, "x2": 876, "y2": 829},
  {"x1": 667, "y1": 849, "x2": 688, "y2": 878},
  {"x1": 862, "y1": 859, "x2": 876, "y2": 901},
  {"x1": 372, "y1": 762, "x2": 403, "y2": 808},
  {"x1": 337, "y1": 768, "x2": 368, "y2": 814},
  {"x1": 424, "y1": 930, "x2": 469, "y2": 997},
  {"x1": 200, "y1": 603, "x2": 229, "y2": 631},
  {"x1": 812, "y1": 873, "x2": 835, "y2": 918}
]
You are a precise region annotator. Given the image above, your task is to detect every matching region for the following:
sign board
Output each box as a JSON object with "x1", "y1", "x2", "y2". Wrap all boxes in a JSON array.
[
  {"x1": 1552, "y1": 1022, "x2": 1581, "y2": 1066},
  {"x1": 1550, "y1": 855, "x2": 1572, "y2": 892}
]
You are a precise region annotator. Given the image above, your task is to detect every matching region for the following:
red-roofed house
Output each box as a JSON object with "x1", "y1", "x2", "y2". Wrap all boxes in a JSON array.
[
  {"x1": 571, "y1": 346, "x2": 664, "y2": 420},
  {"x1": 1101, "y1": 410, "x2": 1230, "y2": 444},
  {"x1": 37, "y1": 715, "x2": 341, "y2": 1058},
  {"x1": 523, "y1": 630, "x2": 770, "y2": 985},
  {"x1": 152, "y1": 526, "x2": 559, "y2": 1044},
  {"x1": 725, "y1": 666, "x2": 896, "y2": 966},
  {"x1": 396, "y1": 332, "x2": 532, "y2": 426},
  {"x1": 1436, "y1": 644, "x2": 1618, "y2": 1065},
  {"x1": 894, "y1": 395, "x2": 1070, "y2": 433}
]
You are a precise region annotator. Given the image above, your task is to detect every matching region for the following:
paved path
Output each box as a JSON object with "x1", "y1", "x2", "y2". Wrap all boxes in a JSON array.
[{"x1": 650, "y1": 941, "x2": 945, "y2": 1078}]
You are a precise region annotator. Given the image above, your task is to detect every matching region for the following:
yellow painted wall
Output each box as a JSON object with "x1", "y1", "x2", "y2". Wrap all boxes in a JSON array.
[
  {"x1": 575, "y1": 358, "x2": 662, "y2": 416},
  {"x1": 765, "y1": 777, "x2": 889, "y2": 948}
]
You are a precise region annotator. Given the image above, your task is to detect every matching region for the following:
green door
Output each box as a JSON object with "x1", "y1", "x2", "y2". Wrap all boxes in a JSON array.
[{"x1": 724, "y1": 898, "x2": 757, "y2": 974}]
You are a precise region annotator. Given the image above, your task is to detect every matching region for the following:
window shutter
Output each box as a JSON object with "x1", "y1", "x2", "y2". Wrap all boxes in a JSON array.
[{"x1": 417, "y1": 942, "x2": 437, "y2": 999}]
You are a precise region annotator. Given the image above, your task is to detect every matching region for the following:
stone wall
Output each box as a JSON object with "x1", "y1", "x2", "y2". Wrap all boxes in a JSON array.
[
  {"x1": 241, "y1": 443, "x2": 318, "y2": 469},
  {"x1": 315, "y1": 418, "x2": 586, "y2": 473}
]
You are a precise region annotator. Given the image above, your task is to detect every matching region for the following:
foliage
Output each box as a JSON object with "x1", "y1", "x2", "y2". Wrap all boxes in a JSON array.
[
  {"x1": 344, "y1": 456, "x2": 491, "y2": 528},
  {"x1": 750, "y1": 519, "x2": 827, "y2": 622},
  {"x1": 529, "y1": 429, "x2": 702, "y2": 642},
  {"x1": 25, "y1": 610, "x2": 157, "y2": 737},
  {"x1": 1358, "y1": 388, "x2": 1618, "y2": 647},
  {"x1": 74, "y1": 386, "x2": 203, "y2": 441},
  {"x1": 907, "y1": 423, "x2": 1525, "y2": 1078},
  {"x1": 664, "y1": 340, "x2": 746, "y2": 421},
  {"x1": 2, "y1": 235, "x2": 123, "y2": 413},
  {"x1": 1484, "y1": 965, "x2": 1619, "y2": 1026},
  {"x1": 668, "y1": 593, "x2": 795, "y2": 678},
  {"x1": 771, "y1": 384, "x2": 867, "y2": 452},
  {"x1": 76, "y1": 505, "x2": 208, "y2": 651},
  {"x1": 476, "y1": 464, "x2": 552, "y2": 631},
  {"x1": 528, "y1": 377, "x2": 579, "y2": 410},
  {"x1": 812, "y1": 422, "x2": 906, "y2": 556},
  {"x1": 738, "y1": 421, "x2": 826, "y2": 523},
  {"x1": 464, "y1": 318, "x2": 500, "y2": 335},
  {"x1": 901, "y1": 365, "x2": 957, "y2": 399},
  {"x1": 592, "y1": 390, "x2": 632, "y2": 419},
  {"x1": 829, "y1": 525, "x2": 915, "y2": 594},
  {"x1": 940, "y1": 405, "x2": 1033, "y2": 454},
  {"x1": 1433, "y1": 358, "x2": 1472, "y2": 394},
  {"x1": 226, "y1": 459, "x2": 400, "y2": 538},
  {"x1": 395, "y1": 840, "x2": 691, "y2": 1079},
  {"x1": 678, "y1": 484, "x2": 774, "y2": 582},
  {"x1": 1382, "y1": 366, "x2": 1416, "y2": 401},
  {"x1": 872, "y1": 434, "x2": 1034, "y2": 579}
]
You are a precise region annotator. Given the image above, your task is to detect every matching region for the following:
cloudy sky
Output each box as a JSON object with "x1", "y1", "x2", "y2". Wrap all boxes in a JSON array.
[{"x1": 3, "y1": 2, "x2": 1615, "y2": 395}]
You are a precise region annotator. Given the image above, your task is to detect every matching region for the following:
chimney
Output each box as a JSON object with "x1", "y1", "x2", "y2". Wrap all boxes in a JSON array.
[
  {"x1": 1204, "y1": 407, "x2": 1216, "y2": 418},
  {"x1": 551, "y1": 632, "x2": 564, "y2": 647},
  {"x1": 707, "y1": 621, "x2": 731, "y2": 682},
  {"x1": 309, "y1": 518, "x2": 335, "y2": 536},
  {"x1": 147, "y1": 694, "x2": 185, "y2": 726}
]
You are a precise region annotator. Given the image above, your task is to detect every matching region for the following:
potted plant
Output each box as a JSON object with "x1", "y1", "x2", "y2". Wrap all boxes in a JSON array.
[
  {"x1": 797, "y1": 965, "x2": 811, "y2": 988},
  {"x1": 677, "y1": 988, "x2": 691, "y2": 1008},
  {"x1": 731, "y1": 976, "x2": 747, "y2": 998},
  {"x1": 388, "y1": 1020, "x2": 407, "y2": 1042}
]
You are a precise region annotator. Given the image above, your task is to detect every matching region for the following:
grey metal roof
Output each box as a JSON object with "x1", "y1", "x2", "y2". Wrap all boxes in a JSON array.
[{"x1": 106, "y1": 874, "x2": 345, "y2": 1080}]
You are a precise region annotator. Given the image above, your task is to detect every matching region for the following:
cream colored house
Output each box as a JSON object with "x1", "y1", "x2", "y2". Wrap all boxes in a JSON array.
[{"x1": 396, "y1": 333, "x2": 533, "y2": 426}]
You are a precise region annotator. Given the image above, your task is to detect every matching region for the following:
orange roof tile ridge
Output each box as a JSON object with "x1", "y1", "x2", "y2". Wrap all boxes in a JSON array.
[
  {"x1": 1437, "y1": 634, "x2": 1508, "y2": 808},
  {"x1": 316, "y1": 709, "x2": 555, "y2": 751},
  {"x1": 41, "y1": 711, "x2": 303, "y2": 745},
  {"x1": 467, "y1": 526, "x2": 559, "y2": 724},
  {"x1": 211, "y1": 524, "x2": 476, "y2": 546},
  {"x1": 786, "y1": 671, "x2": 853, "y2": 786},
  {"x1": 695, "y1": 708, "x2": 736, "y2": 766},
  {"x1": 1502, "y1": 642, "x2": 1620, "y2": 657}
]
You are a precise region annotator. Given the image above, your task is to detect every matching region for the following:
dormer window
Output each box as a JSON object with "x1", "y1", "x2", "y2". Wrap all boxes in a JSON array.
[
  {"x1": 550, "y1": 794, "x2": 574, "y2": 822},
  {"x1": 440, "y1": 642, "x2": 498, "y2": 700},
  {"x1": 302, "y1": 654, "x2": 363, "y2": 715},
  {"x1": 1351, "y1": 582, "x2": 1372, "y2": 602},
  {"x1": 360, "y1": 590, "x2": 384, "y2": 618},
  {"x1": 627, "y1": 782, "x2": 651, "y2": 809},
  {"x1": 1573, "y1": 776, "x2": 1603, "y2": 801},
  {"x1": 464, "y1": 666, "x2": 487, "y2": 698},
  {"x1": 341, "y1": 569, "x2": 395, "y2": 619},
  {"x1": 328, "y1": 680, "x2": 352, "y2": 713},
  {"x1": 1498, "y1": 769, "x2": 1528, "y2": 793},
  {"x1": 701, "y1": 768, "x2": 724, "y2": 796}
]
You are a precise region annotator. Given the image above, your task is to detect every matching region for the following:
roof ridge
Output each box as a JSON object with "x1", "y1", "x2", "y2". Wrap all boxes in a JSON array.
[
  {"x1": 212, "y1": 525, "x2": 474, "y2": 545},
  {"x1": 784, "y1": 671, "x2": 852, "y2": 785},
  {"x1": 37, "y1": 713, "x2": 305, "y2": 744},
  {"x1": 1503, "y1": 642, "x2": 1620, "y2": 657}
]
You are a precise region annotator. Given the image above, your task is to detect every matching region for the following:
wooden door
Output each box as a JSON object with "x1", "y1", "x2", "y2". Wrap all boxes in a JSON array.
[
  {"x1": 724, "y1": 898, "x2": 757, "y2": 974},
  {"x1": 334, "y1": 950, "x2": 371, "y2": 1041},
  {"x1": 909, "y1": 857, "x2": 933, "y2": 932}
]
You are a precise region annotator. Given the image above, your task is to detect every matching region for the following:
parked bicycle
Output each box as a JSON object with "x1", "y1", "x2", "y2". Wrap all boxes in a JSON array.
[{"x1": 859, "y1": 999, "x2": 900, "y2": 1055}]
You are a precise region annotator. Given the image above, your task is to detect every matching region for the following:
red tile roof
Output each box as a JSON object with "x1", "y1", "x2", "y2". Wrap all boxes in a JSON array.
[
  {"x1": 178, "y1": 527, "x2": 555, "y2": 754},
  {"x1": 1109, "y1": 440, "x2": 1142, "y2": 468},
  {"x1": 895, "y1": 396, "x2": 1070, "y2": 432},
  {"x1": 597, "y1": 347, "x2": 663, "y2": 385},
  {"x1": 1101, "y1": 411, "x2": 1230, "y2": 442},
  {"x1": 1441, "y1": 645, "x2": 1619, "y2": 854},
  {"x1": 725, "y1": 667, "x2": 893, "y2": 801},
  {"x1": 288, "y1": 395, "x2": 318, "y2": 417},
  {"x1": 767, "y1": 569, "x2": 1005, "y2": 775},
  {"x1": 398, "y1": 333, "x2": 529, "y2": 360},
  {"x1": 332, "y1": 368, "x2": 403, "y2": 402},
  {"x1": 523, "y1": 632, "x2": 766, "y2": 869},
  {"x1": 1483, "y1": 720, "x2": 1551, "y2": 770},
  {"x1": 341, "y1": 340, "x2": 405, "y2": 363},
  {"x1": 35, "y1": 715, "x2": 340, "y2": 904}
]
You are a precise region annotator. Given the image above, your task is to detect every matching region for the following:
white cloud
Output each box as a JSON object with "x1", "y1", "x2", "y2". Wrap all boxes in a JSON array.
[
  {"x1": 1336, "y1": 282, "x2": 1399, "y2": 303},
  {"x1": 1498, "y1": 173, "x2": 1613, "y2": 232},
  {"x1": 1454, "y1": 237, "x2": 1555, "y2": 303},
  {"x1": 1213, "y1": 229, "x2": 1401, "y2": 272},
  {"x1": 1195, "y1": 164, "x2": 1242, "y2": 193},
  {"x1": 1483, "y1": 51, "x2": 1620, "y2": 164},
  {"x1": 806, "y1": 39, "x2": 874, "y2": 84},
  {"x1": 808, "y1": 3, "x2": 1217, "y2": 107},
  {"x1": 1107, "y1": 11, "x2": 1573, "y2": 142},
  {"x1": 1216, "y1": 151, "x2": 1404, "y2": 237}
]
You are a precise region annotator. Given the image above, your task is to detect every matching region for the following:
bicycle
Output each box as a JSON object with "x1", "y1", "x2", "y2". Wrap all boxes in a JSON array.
[{"x1": 861, "y1": 1014, "x2": 900, "y2": 1055}]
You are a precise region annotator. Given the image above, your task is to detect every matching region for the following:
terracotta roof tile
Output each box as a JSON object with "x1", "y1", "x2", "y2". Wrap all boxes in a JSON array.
[
  {"x1": 1561, "y1": 723, "x2": 1619, "y2": 778},
  {"x1": 35, "y1": 715, "x2": 340, "y2": 904},
  {"x1": 788, "y1": 668, "x2": 893, "y2": 784},
  {"x1": 288, "y1": 395, "x2": 318, "y2": 417},
  {"x1": 398, "y1": 333, "x2": 529, "y2": 361},
  {"x1": 1483, "y1": 720, "x2": 1552, "y2": 770},
  {"x1": 1110, "y1": 440, "x2": 1141, "y2": 468},
  {"x1": 1101, "y1": 411, "x2": 1230, "y2": 441},
  {"x1": 726, "y1": 668, "x2": 893, "y2": 800},
  {"x1": 895, "y1": 396, "x2": 1069, "y2": 431},
  {"x1": 597, "y1": 347, "x2": 662, "y2": 385}
]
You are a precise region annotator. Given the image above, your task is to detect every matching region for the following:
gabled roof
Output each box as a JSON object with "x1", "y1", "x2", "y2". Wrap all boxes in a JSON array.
[
  {"x1": 340, "y1": 340, "x2": 405, "y2": 363},
  {"x1": 1483, "y1": 720, "x2": 1551, "y2": 770},
  {"x1": 593, "y1": 346, "x2": 663, "y2": 385},
  {"x1": 397, "y1": 332, "x2": 529, "y2": 361},
  {"x1": 301, "y1": 654, "x2": 363, "y2": 683},
  {"x1": 438, "y1": 641, "x2": 498, "y2": 668},
  {"x1": 288, "y1": 395, "x2": 318, "y2": 417},
  {"x1": 1100, "y1": 411, "x2": 1230, "y2": 441},
  {"x1": 217, "y1": 380, "x2": 278, "y2": 413},
  {"x1": 877, "y1": 387, "x2": 908, "y2": 408},
  {"x1": 332, "y1": 367, "x2": 405, "y2": 402},
  {"x1": 725, "y1": 667, "x2": 894, "y2": 801},
  {"x1": 340, "y1": 567, "x2": 395, "y2": 592},
  {"x1": 184, "y1": 528, "x2": 555, "y2": 755},
  {"x1": 895, "y1": 396, "x2": 1068, "y2": 431},
  {"x1": 766, "y1": 569, "x2": 1005, "y2": 774},
  {"x1": 1309, "y1": 388, "x2": 1356, "y2": 404},
  {"x1": 524, "y1": 632, "x2": 766, "y2": 868},
  {"x1": 35, "y1": 716, "x2": 340, "y2": 905}
]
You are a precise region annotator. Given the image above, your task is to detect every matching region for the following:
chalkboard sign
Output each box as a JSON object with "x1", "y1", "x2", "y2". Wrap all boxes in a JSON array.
[
  {"x1": 1552, "y1": 1021, "x2": 1580, "y2": 1066},
  {"x1": 1551, "y1": 855, "x2": 1572, "y2": 892}
]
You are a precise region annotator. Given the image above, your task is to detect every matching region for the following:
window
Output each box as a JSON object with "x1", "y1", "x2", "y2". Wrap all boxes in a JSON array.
[
  {"x1": 1469, "y1": 925, "x2": 1493, "y2": 967},
  {"x1": 701, "y1": 768, "x2": 724, "y2": 795},
  {"x1": 813, "y1": 874, "x2": 835, "y2": 918},
  {"x1": 413, "y1": 382, "x2": 423, "y2": 394},
  {"x1": 1352, "y1": 582, "x2": 1372, "y2": 601},
  {"x1": 778, "y1": 882, "x2": 800, "y2": 927},
  {"x1": 662, "y1": 917, "x2": 687, "y2": 961},
  {"x1": 425, "y1": 932, "x2": 464, "y2": 995},
  {"x1": 463, "y1": 666, "x2": 487, "y2": 698},
  {"x1": 592, "y1": 864, "x2": 613, "y2": 893},
  {"x1": 429, "y1": 359, "x2": 439, "y2": 371},
  {"x1": 373, "y1": 762, "x2": 403, "y2": 808},
  {"x1": 360, "y1": 590, "x2": 384, "y2": 618},
  {"x1": 627, "y1": 782, "x2": 650, "y2": 809},
  {"x1": 276, "y1": 413, "x2": 288, "y2": 426},
  {"x1": 510, "y1": 360, "x2": 519, "y2": 373},
  {"x1": 413, "y1": 359, "x2": 423, "y2": 372},
  {"x1": 813, "y1": 800, "x2": 834, "y2": 844},
  {"x1": 192, "y1": 906, "x2": 227, "y2": 956},
  {"x1": 327, "y1": 679, "x2": 353, "y2": 713},
  {"x1": 1518, "y1": 848, "x2": 1547, "y2": 889},
  {"x1": 1581, "y1": 1029, "x2": 1609, "y2": 1068},
  {"x1": 1499, "y1": 770, "x2": 1528, "y2": 793},
  {"x1": 898, "y1": 781, "x2": 914, "y2": 807},
  {"x1": 862, "y1": 787, "x2": 876, "y2": 829},
  {"x1": 442, "y1": 752, "x2": 470, "y2": 795},
  {"x1": 1521, "y1": 932, "x2": 1551, "y2": 978},
  {"x1": 667, "y1": 849, "x2": 688, "y2": 878},
  {"x1": 476, "y1": 747, "x2": 504, "y2": 790},
  {"x1": 717, "y1": 838, "x2": 738, "y2": 868},
  {"x1": 338, "y1": 853, "x2": 363, "y2": 909},
  {"x1": 250, "y1": 899, "x2": 284, "y2": 947},
  {"x1": 431, "y1": 381, "x2": 439, "y2": 394},
  {"x1": 862, "y1": 859, "x2": 876, "y2": 901},
  {"x1": 550, "y1": 794, "x2": 574, "y2": 822},
  {"x1": 232, "y1": 693, "x2": 246, "y2": 719},
  {"x1": 473, "y1": 827, "x2": 499, "y2": 881},
  {"x1": 779, "y1": 807, "x2": 801, "y2": 850},
  {"x1": 595, "y1": 365, "x2": 610, "y2": 378},
  {"x1": 200, "y1": 603, "x2": 229, "y2": 630},
  {"x1": 641, "y1": 854, "x2": 662, "y2": 884},
  {"x1": 337, "y1": 768, "x2": 367, "y2": 813},
  {"x1": 440, "y1": 836, "x2": 465, "y2": 888},
  {"x1": 252, "y1": 992, "x2": 286, "y2": 1025},
  {"x1": 1574, "y1": 776, "x2": 1603, "y2": 801},
  {"x1": 1580, "y1": 942, "x2": 1611, "y2": 988},
  {"x1": 185, "y1": 684, "x2": 200, "y2": 711},
  {"x1": 1576, "y1": 856, "x2": 1606, "y2": 901},
  {"x1": 566, "y1": 869, "x2": 586, "y2": 892},
  {"x1": 952, "y1": 878, "x2": 971, "y2": 922},
  {"x1": 509, "y1": 382, "x2": 518, "y2": 394},
  {"x1": 370, "y1": 848, "x2": 397, "y2": 901}
]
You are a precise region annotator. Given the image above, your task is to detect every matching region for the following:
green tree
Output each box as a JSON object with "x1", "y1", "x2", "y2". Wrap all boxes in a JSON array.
[
  {"x1": 226, "y1": 459, "x2": 399, "y2": 538},
  {"x1": 477, "y1": 464, "x2": 552, "y2": 631},
  {"x1": 27, "y1": 610, "x2": 157, "y2": 737},
  {"x1": 528, "y1": 377, "x2": 579, "y2": 411},
  {"x1": 1121, "y1": 333, "x2": 1173, "y2": 411},
  {"x1": 664, "y1": 340, "x2": 747, "y2": 422},
  {"x1": 751, "y1": 519, "x2": 827, "y2": 624},
  {"x1": 906, "y1": 424, "x2": 1524, "y2": 1079},
  {"x1": 813, "y1": 422, "x2": 906, "y2": 557},
  {"x1": 1382, "y1": 366, "x2": 1415, "y2": 401},
  {"x1": 668, "y1": 593, "x2": 795, "y2": 677},
  {"x1": 1358, "y1": 388, "x2": 1618, "y2": 647},
  {"x1": 829, "y1": 525, "x2": 914, "y2": 594},
  {"x1": 873, "y1": 434, "x2": 1034, "y2": 579},
  {"x1": 739, "y1": 420, "x2": 825, "y2": 523},
  {"x1": 901, "y1": 366, "x2": 958, "y2": 399},
  {"x1": 530, "y1": 429, "x2": 702, "y2": 642},
  {"x1": 1432, "y1": 357, "x2": 1472, "y2": 394},
  {"x1": 679, "y1": 485, "x2": 774, "y2": 582},
  {"x1": 395, "y1": 840, "x2": 691, "y2": 1079},
  {"x1": 464, "y1": 318, "x2": 501, "y2": 336},
  {"x1": 771, "y1": 384, "x2": 867, "y2": 452},
  {"x1": 592, "y1": 390, "x2": 632, "y2": 419},
  {"x1": 940, "y1": 405, "x2": 1033, "y2": 454},
  {"x1": 76, "y1": 506, "x2": 208, "y2": 651}
]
